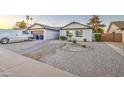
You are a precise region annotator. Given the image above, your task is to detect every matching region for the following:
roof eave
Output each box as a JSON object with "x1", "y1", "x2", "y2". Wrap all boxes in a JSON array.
[
  {"x1": 61, "y1": 27, "x2": 92, "y2": 30},
  {"x1": 61, "y1": 21, "x2": 92, "y2": 30}
]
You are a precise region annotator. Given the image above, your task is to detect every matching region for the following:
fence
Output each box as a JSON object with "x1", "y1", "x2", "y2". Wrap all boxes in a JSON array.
[{"x1": 101, "y1": 33, "x2": 122, "y2": 42}]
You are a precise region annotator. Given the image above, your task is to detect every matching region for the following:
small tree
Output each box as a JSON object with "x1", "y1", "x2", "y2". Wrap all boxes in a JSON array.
[
  {"x1": 12, "y1": 15, "x2": 33, "y2": 29},
  {"x1": 67, "y1": 31, "x2": 73, "y2": 41},
  {"x1": 14, "y1": 21, "x2": 27, "y2": 29}
]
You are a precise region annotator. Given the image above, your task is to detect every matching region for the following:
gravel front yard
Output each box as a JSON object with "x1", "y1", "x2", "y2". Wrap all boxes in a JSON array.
[{"x1": 24, "y1": 40, "x2": 124, "y2": 77}]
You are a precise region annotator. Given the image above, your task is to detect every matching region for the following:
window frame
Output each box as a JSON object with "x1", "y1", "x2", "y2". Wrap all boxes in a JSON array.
[{"x1": 75, "y1": 30, "x2": 83, "y2": 37}]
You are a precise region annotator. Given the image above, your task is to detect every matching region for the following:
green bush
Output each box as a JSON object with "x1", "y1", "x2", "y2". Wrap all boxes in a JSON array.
[
  {"x1": 83, "y1": 38, "x2": 87, "y2": 42},
  {"x1": 60, "y1": 36, "x2": 66, "y2": 40},
  {"x1": 67, "y1": 31, "x2": 73, "y2": 41},
  {"x1": 95, "y1": 33, "x2": 101, "y2": 42}
]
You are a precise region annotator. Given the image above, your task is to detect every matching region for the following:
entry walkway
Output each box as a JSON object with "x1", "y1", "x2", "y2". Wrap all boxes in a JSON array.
[{"x1": 0, "y1": 47, "x2": 76, "y2": 77}]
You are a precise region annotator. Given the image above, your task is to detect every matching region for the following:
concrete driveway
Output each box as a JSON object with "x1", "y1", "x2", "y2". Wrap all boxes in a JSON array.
[
  {"x1": 0, "y1": 40, "x2": 46, "y2": 54},
  {"x1": 0, "y1": 47, "x2": 75, "y2": 77}
]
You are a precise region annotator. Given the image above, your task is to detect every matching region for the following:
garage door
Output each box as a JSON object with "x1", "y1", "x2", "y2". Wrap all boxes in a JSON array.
[
  {"x1": 30, "y1": 29, "x2": 44, "y2": 40},
  {"x1": 44, "y1": 30, "x2": 59, "y2": 40}
]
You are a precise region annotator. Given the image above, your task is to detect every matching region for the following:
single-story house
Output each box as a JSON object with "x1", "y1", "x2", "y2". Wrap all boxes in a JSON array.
[
  {"x1": 27, "y1": 23, "x2": 60, "y2": 40},
  {"x1": 107, "y1": 21, "x2": 124, "y2": 43},
  {"x1": 60, "y1": 21, "x2": 93, "y2": 41}
]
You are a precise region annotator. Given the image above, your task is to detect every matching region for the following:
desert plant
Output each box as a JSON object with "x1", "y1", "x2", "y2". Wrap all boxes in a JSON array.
[
  {"x1": 83, "y1": 38, "x2": 87, "y2": 42},
  {"x1": 81, "y1": 44, "x2": 87, "y2": 48},
  {"x1": 95, "y1": 33, "x2": 101, "y2": 41},
  {"x1": 60, "y1": 36, "x2": 66, "y2": 40}
]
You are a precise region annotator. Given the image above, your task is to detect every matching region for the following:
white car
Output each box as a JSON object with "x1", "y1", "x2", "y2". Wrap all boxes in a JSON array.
[{"x1": 0, "y1": 30, "x2": 34, "y2": 44}]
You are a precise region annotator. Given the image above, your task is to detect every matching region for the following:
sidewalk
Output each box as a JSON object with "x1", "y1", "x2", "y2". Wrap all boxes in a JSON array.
[
  {"x1": 0, "y1": 47, "x2": 76, "y2": 77},
  {"x1": 106, "y1": 42, "x2": 124, "y2": 57}
]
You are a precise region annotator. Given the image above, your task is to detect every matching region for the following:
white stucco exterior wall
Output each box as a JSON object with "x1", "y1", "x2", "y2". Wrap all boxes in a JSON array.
[
  {"x1": 63, "y1": 23, "x2": 87, "y2": 29},
  {"x1": 109, "y1": 24, "x2": 121, "y2": 33},
  {"x1": 83, "y1": 29, "x2": 92, "y2": 41},
  {"x1": 44, "y1": 29, "x2": 59, "y2": 40},
  {"x1": 60, "y1": 29, "x2": 92, "y2": 41},
  {"x1": 60, "y1": 30, "x2": 66, "y2": 36}
]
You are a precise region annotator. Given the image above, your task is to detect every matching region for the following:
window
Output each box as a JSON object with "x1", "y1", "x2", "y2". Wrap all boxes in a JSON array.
[
  {"x1": 23, "y1": 31, "x2": 29, "y2": 34},
  {"x1": 76, "y1": 30, "x2": 83, "y2": 37}
]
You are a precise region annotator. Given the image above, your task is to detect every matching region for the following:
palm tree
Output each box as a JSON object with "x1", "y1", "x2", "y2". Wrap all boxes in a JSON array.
[
  {"x1": 87, "y1": 15, "x2": 105, "y2": 33},
  {"x1": 30, "y1": 17, "x2": 33, "y2": 25},
  {"x1": 26, "y1": 15, "x2": 30, "y2": 24}
]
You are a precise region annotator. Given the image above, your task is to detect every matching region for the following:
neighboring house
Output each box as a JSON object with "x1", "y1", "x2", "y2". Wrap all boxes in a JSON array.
[
  {"x1": 107, "y1": 21, "x2": 124, "y2": 43},
  {"x1": 27, "y1": 23, "x2": 60, "y2": 40},
  {"x1": 60, "y1": 22, "x2": 92, "y2": 41}
]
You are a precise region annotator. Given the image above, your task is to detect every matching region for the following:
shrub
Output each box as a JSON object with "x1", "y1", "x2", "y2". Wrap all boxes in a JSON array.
[
  {"x1": 72, "y1": 39, "x2": 77, "y2": 43},
  {"x1": 67, "y1": 31, "x2": 73, "y2": 41},
  {"x1": 81, "y1": 44, "x2": 87, "y2": 48},
  {"x1": 83, "y1": 38, "x2": 87, "y2": 42},
  {"x1": 60, "y1": 36, "x2": 66, "y2": 40},
  {"x1": 95, "y1": 33, "x2": 101, "y2": 42}
]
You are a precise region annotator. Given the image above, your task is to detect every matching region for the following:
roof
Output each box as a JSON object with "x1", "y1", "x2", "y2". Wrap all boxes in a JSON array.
[
  {"x1": 61, "y1": 21, "x2": 92, "y2": 30},
  {"x1": 27, "y1": 23, "x2": 61, "y2": 31},
  {"x1": 107, "y1": 21, "x2": 124, "y2": 32}
]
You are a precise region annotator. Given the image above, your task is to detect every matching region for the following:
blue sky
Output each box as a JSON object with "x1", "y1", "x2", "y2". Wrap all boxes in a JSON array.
[
  {"x1": 0, "y1": 15, "x2": 124, "y2": 30},
  {"x1": 31, "y1": 15, "x2": 124, "y2": 26}
]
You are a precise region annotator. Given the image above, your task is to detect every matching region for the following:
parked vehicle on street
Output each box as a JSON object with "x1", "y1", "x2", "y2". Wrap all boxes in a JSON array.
[{"x1": 0, "y1": 29, "x2": 34, "y2": 44}]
